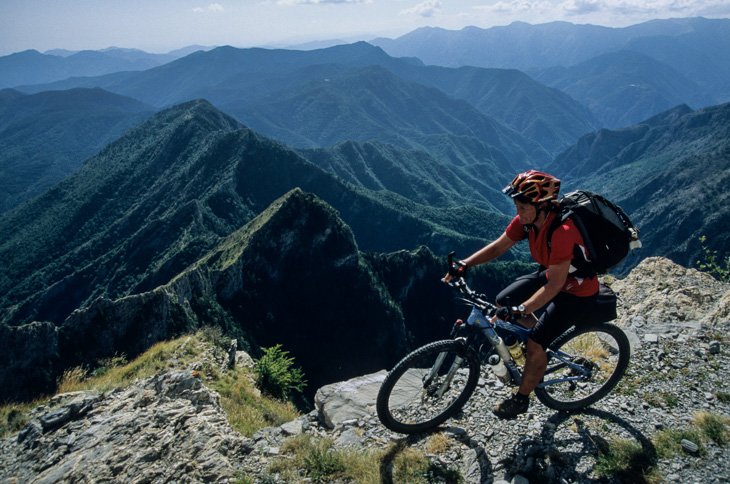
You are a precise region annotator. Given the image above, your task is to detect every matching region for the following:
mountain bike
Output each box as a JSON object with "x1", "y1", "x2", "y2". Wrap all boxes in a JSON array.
[{"x1": 376, "y1": 253, "x2": 630, "y2": 434}]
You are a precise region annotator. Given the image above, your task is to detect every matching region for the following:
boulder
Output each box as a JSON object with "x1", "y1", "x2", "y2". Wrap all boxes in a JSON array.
[{"x1": 314, "y1": 370, "x2": 386, "y2": 428}]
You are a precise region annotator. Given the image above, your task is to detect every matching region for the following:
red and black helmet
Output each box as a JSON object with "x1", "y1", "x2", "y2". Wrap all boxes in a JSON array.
[{"x1": 502, "y1": 170, "x2": 561, "y2": 203}]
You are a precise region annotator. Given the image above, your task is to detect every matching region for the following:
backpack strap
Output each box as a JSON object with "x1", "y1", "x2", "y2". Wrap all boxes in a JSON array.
[{"x1": 546, "y1": 210, "x2": 596, "y2": 278}]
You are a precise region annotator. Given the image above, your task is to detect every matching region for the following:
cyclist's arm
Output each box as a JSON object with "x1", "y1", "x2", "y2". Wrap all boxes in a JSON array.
[
  {"x1": 462, "y1": 232, "x2": 517, "y2": 269},
  {"x1": 521, "y1": 259, "x2": 570, "y2": 315}
]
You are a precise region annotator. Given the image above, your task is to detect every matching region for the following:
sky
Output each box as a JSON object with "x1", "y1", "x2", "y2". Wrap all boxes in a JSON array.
[{"x1": 2, "y1": 0, "x2": 730, "y2": 56}]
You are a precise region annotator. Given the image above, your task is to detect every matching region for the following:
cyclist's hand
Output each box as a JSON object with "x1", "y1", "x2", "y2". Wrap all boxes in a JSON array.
[
  {"x1": 443, "y1": 252, "x2": 468, "y2": 283},
  {"x1": 451, "y1": 259, "x2": 468, "y2": 277},
  {"x1": 496, "y1": 306, "x2": 523, "y2": 322}
]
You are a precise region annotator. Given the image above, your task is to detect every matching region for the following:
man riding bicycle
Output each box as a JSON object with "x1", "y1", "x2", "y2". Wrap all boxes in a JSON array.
[{"x1": 444, "y1": 170, "x2": 599, "y2": 419}]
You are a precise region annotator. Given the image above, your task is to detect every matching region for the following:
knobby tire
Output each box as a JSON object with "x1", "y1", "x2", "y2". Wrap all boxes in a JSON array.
[
  {"x1": 535, "y1": 322, "x2": 630, "y2": 412},
  {"x1": 376, "y1": 340, "x2": 481, "y2": 434}
]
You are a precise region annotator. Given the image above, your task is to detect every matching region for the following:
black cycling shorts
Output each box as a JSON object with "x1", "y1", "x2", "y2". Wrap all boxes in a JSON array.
[{"x1": 496, "y1": 271, "x2": 598, "y2": 350}]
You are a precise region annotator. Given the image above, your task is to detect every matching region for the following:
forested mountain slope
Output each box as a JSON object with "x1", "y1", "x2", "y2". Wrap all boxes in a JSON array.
[
  {"x1": 551, "y1": 102, "x2": 730, "y2": 270},
  {"x1": 0, "y1": 88, "x2": 154, "y2": 212},
  {"x1": 0, "y1": 100, "x2": 510, "y2": 328}
]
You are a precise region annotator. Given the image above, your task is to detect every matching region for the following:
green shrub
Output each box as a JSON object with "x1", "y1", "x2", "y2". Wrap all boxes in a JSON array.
[
  {"x1": 654, "y1": 428, "x2": 706, "y2": 458},
  {"x1": 303, "y1": 441, "x2": 346, "y2": 482},
  {"x1": 254, "y1": 344, "x2": 306, "y2": 400},
  {"x1": 697, "y1": 236, "x2": 730, "y2": 282}
]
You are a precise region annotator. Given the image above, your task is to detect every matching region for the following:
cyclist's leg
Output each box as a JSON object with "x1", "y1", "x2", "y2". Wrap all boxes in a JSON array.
[
  {"x1": 495, "y1": 269, "x2": 547, "y2": 308},
  {"x1": 522, "y1": 293, "x2": 598, "y2": 394},
  {"x1": 496, "y1": 270, "x2": 547, "y2": 327},
  {"x1": 529, "y1": 292, "x2": 598, "y2": 350}
]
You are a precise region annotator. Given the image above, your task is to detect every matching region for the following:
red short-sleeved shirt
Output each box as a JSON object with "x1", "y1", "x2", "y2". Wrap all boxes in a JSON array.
[{"x1": 505, "y1": 212, "x2": 599, "y2": 297}]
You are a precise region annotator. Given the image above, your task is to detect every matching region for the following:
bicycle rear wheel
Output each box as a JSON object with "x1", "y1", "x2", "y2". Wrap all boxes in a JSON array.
[
  {"x1": 535, "y1": 322, "x2": 630, "y2": 412},
  {"x1": 376, "y1": 340, "x2": 481, "y2": 434}
]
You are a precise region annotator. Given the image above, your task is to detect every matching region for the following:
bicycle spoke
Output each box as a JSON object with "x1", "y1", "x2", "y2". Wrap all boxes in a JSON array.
[
  {"x1": 377, "y1": 340, "x2": 480, "y2": 433},
  {"x1": 535, "y1": 323, "x2": 630, "y2": 411}
]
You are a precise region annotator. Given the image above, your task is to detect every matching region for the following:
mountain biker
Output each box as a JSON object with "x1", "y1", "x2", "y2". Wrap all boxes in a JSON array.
[{"x1": 443, "y1": 170, "x2": 599, "y2": 419}]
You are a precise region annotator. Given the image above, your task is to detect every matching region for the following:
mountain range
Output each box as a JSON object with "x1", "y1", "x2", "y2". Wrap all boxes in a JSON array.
[
  {"x1": 549, "y1": 101, "x2": 730, "y2": 270},
  {"x1": 0, "y1": 100, "x2": 512, "y2": 330},
  {"x1": 2, "y1": 42, "x2": 599, "y2": 215},
  {"x1": 13, "y1": 42, "x2": 593, "y2": 158},
  {"x1": 0, "y1": 45, "x2": 213, "y2": 89},
  {"x1": 372, "y1": 17, "x2": 730, "y2": 128}
]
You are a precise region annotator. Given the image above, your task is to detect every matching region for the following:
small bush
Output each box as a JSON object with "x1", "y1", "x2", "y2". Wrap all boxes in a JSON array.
[
  {"x1": 654, "y1": 428, "x2": 706, "y2": 458},
  {"x1": 697, "y1": 235, "x2": 730, "y2": 282},
  {"x1": 693, "y1": 411, "x2": 730, "y2": 446},
  {"x1": 595, "y1": 438, "x2": 662, "y2": 484},
  {"x1": 254, "y1": 344, "x2": 306, "y2": 400},
  {"x1": 199, "y1": 325, "x2": 231, "y2": 350},
  {"x1": 270, "y1": 435, "x2": 344, "y2": 482},
  {"x1": 302, "y1": 441, "x2": 346, "y2": 482},
  {"x1": 716, "y1": 392, "x2": 730, "y2": 403}
]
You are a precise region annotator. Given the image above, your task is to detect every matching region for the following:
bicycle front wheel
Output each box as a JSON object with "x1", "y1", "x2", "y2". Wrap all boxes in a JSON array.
[
  {"x1": 376, "y1": 340, "x2": 481, "y2": 434},
  {"x1": 535, "y1": 322, "x2": 630, "y2": 412}
]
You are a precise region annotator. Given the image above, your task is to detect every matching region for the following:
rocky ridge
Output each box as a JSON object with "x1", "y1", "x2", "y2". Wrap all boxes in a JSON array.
[{"x1": 2, "y1": 257, "x2": 729, "y2": 483}]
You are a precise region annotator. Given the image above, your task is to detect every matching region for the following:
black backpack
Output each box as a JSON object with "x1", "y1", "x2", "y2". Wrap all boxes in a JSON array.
[{"x1": 546, "y1": 190, "x2": 641, "y2": 277}]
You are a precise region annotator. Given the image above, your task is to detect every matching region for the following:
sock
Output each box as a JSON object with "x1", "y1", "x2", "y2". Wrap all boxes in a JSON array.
[{"x1": 514, "y1": 392, "x2": 529, "y2": 402}]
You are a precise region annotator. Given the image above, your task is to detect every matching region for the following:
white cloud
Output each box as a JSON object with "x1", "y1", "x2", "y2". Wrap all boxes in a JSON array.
[
  {"x1": 192, "y1": 3, "x2": 225, "y2": 13},
  {"x1": 475, "y1": 0, "x2": 553, "y2": 15},
  {"x1": 562, "y1": 0, "x2": 602, "y2": 15},
  {"x1": 400, "y1": 0, "x2": 442, "y2": 18},
  {"x1": 471, "y1": 0, "x2": 730, "y2": 24},
  {"x1": 561, "y1": 0, "x2": 730, "y2": 19},
  {"x1": 276, "y1": 0, "x2": 373, "y2": 5}
]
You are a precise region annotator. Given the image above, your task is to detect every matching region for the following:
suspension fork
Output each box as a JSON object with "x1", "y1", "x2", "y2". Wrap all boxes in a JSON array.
[{"x1": 423, "y1": 339, "x2": 471, "y2": 398}]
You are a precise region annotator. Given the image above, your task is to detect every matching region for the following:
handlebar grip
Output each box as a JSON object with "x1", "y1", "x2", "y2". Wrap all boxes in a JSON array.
[{"x1": 447, "y1": 252, "x2": 467, "y2": 278}]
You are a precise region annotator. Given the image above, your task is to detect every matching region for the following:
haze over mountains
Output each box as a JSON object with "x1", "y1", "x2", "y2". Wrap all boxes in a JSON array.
[
  {"x1": 372, "y1": 17, "x2": 730, "y2": 128},
  {"x1": 1, "y1": 17, "x2": 729, "y2": 401},
  {"x1": 0, "y1": 46, "x2": 214, "y2": 89}
]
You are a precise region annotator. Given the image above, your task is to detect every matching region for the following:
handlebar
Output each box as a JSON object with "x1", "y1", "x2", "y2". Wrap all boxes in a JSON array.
[{"x1": 445, "y1": 252, "x2": 498, "y2": 317}]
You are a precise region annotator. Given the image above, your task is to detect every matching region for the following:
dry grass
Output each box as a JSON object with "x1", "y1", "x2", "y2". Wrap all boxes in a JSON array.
[
  {"x1": 2, "y1": 330, "x2": 301, "y2": 442},
  {"x1": 563, "y1": 332, "x2": 617, "y2": 378}
]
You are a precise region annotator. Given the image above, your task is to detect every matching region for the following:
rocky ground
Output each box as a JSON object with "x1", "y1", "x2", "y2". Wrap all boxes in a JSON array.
[{"x1": 2, "y1": 257, "x2": 729, "y2": 483}]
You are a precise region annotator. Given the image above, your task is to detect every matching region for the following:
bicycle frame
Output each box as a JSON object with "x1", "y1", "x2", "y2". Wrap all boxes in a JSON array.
[{"x1": 450, "y1": 281, "x2": 593, "y2": 390}]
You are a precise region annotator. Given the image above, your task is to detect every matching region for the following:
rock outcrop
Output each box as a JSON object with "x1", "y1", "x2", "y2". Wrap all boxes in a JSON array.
[
  {"x1": 1, "y1": 370, "x2": 254, "y2": 483},
  {"x1": 612, "y1": 256, "x2": 730, "y2": 342}
]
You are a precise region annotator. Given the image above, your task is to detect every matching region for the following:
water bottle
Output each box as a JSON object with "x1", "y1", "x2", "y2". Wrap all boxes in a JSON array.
[
  {"x1": 505, "y1": 335, "x2": 526, "y2": 366},
  {"x1": 488, "y1": 354, "x2": 511, "y2": 383},
  {"x1": 629, "y1": 228, "x2": 642, "y2": 250}
]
